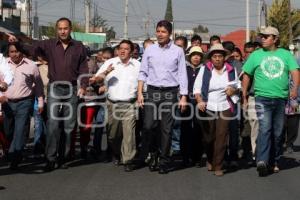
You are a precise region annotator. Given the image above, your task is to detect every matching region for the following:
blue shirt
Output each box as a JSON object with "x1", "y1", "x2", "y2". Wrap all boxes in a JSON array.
[{"x1": 138, "y1": 41, "x2": 188, "y2": 95}]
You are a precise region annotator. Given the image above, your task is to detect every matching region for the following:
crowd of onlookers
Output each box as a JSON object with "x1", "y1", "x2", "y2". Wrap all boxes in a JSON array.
[{"x1": 0, "y1": 18, "x2": 299, "y2": 177}]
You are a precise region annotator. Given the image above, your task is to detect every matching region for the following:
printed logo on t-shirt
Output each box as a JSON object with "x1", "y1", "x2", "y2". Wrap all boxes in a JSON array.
[{"x1": 260, "y1": 56, "x2": 284, "y2": 79}]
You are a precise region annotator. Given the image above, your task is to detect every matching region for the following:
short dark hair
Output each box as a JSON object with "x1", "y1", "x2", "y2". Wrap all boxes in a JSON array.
[
  {"x1": 233, "y1": 47, "x2": 243, "y2": 57},
  {"x1": 244, "y1": 41, "x2": 255, "y2": 50},
  {"x1": 102, "y1": 47, "x2": 114, "y2": 56},
  {"x1": 143, "y1": 39, "x2": 154, "y2": 47},
  {"x1": 133, "y1": 43, "x2": 140, "y2": 52},
  {"x1": 222, "y1": 41, "x2": 235, "y2": 53},
  {"x1": 253, "y1": 41, "x2": 262, "y2": 49},
  {"x1": 191, "y1": 34, "x2": 202, "y2": 43},
  {"x1": 56, "y1": 17, "x2": 72, "y2": 28},
  {"x1": 156, "y1": 20, "x2": 172, "y2": 34},
  {"x1": 5, "y1": 42, "x2": 28, "y2": 57},
  {"x1": 209, "y1": 35, "x2": 221, "y2": 43},
  {"x1": 119, "y1": 40, "x2": 134, "y2": 52},
  {"x1": 175, "y1": 36, "x2": 188, "y2": 48}
]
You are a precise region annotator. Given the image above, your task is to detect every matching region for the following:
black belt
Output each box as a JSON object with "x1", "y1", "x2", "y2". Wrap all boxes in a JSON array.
[
  {"x1": 51, "y1": 81, "x2": 78, "y2": 87},
  {"x1": 8, "y1": 96, "x2": 33, "y2": 103},
  {"x1": 108, "y1": 98, "x2": 136, "y2": 104},
  {"x1": 148, "y1": 85, "x2": 179, "y2": 91}
]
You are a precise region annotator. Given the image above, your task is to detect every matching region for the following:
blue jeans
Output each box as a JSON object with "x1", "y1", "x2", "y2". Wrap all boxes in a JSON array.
[
  {"x1": 171, "y1": 108, "x2": 181, "y2": 152},
  {"x1": 93, "y1": 105, "x2": 105, "y2": 153},
  {"x1": 227, "y1": 104, "x2": 239, "y2": 161},
  {"x1": 3, "y1": 98, "x2": 34, "y2": 158},
  {"x1": 33, "y1": 107, "x2": 46, "y2": 146},
  {"x1": 255, "y1": 96, "x2": 286, "y2": 165}
]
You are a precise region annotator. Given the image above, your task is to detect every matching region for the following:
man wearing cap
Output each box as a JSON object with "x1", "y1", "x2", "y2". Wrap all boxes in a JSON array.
[
  {"x1": 242, "y1": 26, "x2": 300, "y2": 176},
  {"x1": 137, "y1": 20, "x2": 188, "y2": 174}
]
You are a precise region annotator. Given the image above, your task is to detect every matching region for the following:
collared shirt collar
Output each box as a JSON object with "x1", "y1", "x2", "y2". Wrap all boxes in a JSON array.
[
  {"x1": 116, "y1": 57, "x2": 134, "y2": 66},
  {"x1": 212, "y1": 65, "x2": 227, "y2": 73},
  {"x1": 158, "y1": 40, "x2": 173, "y2": 49},
  {"x1": 55, "y1": 37, "x2": 74, "y2": 46},
  {"x1": 8, "y1": 57, "x2": 28, "y2": 67}
]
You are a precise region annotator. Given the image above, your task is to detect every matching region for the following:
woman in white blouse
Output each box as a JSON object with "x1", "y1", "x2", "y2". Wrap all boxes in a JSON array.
[{"x1": 193, "y1": 44, "x2": 239, "y2": 176}]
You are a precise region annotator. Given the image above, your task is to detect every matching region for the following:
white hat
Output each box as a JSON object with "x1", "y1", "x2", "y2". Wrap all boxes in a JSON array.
[
  {"x1": 259, "y1": 26, "x2": 279, "y2": 36},
  {"x1": 188, "y1": 46, "x2": 203, "y2": 56},
  {"x1": 208, "y1": 43, "x2": 226, "y2": 58}
]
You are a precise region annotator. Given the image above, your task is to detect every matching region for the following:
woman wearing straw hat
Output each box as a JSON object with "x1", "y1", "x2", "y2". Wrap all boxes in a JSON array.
[{"x1": 193, "y1": 43, "x2": 239, "y2": 176}]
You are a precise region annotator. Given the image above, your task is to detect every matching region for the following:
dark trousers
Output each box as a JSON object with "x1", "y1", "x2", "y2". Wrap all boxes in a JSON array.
[
  {"x1": 180, "y1": 105, "x2": 202, "y2": 162},
  {"x1": 284, "y1": 114, "x2": 300, "y2": 147},
  {"x1": 142, "y1": 87, "x2": 178, "y2": 166},
  {"x1": 199, "y1": 109, "x2": 232, "y2": 170},
  {"x1": 3, "y1": 98, "x2": 34, "y2": 161},
  {"x1": 226, "y1": 104, "x2": 240, "y2": 161},
  {"x1": 46, "y1": 83, "x2": 78, "y2": 162}
]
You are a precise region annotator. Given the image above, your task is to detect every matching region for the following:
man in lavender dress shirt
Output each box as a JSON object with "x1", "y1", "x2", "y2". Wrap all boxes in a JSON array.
[{"x1": 137, "y1": 20, "x2": 188, "y2": 174}]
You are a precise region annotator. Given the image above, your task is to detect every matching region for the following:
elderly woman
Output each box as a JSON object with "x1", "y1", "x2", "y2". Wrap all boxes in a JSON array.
[
  {"x1": 193, "y1": 44, "x2": 239, "y2": 176},
  {"x1": 181, "y1": 46, "x2": 204, "y2": 167}
]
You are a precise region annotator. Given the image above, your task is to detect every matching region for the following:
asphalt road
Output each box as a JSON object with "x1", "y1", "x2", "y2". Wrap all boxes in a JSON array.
[{"x1": 0, "y1": 136, "x2": 300, "y2": 200}]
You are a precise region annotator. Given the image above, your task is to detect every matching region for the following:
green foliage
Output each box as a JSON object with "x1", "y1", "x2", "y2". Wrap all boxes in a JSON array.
[
  {"x1": 267, "y1": 0, "x2": 300, "y2": 48},
  {"x1": 90, "y1": 13, "x2": 116, "y2": 41},
  {"x1": 164, "y1": 0, "x2": 173, "y2": 22}
]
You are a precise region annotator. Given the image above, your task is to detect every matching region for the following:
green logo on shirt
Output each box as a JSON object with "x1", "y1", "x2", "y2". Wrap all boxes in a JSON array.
[{"x1": 260, "y1": 56, "x2": 284, "y2": 79}]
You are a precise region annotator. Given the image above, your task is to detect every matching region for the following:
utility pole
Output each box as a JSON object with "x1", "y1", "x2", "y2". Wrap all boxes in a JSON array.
[
  {"x1": 288, "y1": 0, "x2": 292, "y2": 45},
  {"x1": 258, "y1": 0, "x2": 261, "y2": 29},
  {"x1": 93, "y1": 1, "x2": 96, "y2": 32},
  {"x1": 1, "y1": 0, "x2": 3, "y2": 21},
  {"x1": 70, "y1": 0, "x2": 75, "y2": 22},
  {"x1": 246, "y1": 0, "x2": 250, "y2": 42},
  {"x1": 123, "y1": 0, "x2": 128, "y2": 39},
  {"x1": 144, "y1": 12, "x2": 150, "y2": 38},
  {"x1": 33, "y1": 0, "x2": 39, "y2": 39},
  {"x1": 85, "y1": 0, "x2": 91, "y2": 33},
  {"x1": 263, "y1": 0, "x2": 267, "y2": 26}
]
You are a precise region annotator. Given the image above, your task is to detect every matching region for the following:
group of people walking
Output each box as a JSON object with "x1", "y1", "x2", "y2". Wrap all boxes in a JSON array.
[{"x1": 0, "y1": 18, "x2": 299, "y2": 177}]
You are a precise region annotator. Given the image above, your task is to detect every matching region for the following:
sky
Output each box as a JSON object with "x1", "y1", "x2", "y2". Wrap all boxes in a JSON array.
[{"x1": 37, "y1": 0, "x2": 300, "y2": 38}]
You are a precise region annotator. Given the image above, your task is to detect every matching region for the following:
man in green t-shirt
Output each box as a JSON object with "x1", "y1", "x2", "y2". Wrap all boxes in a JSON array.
[{"x1": 242, "y1": 26, "x2": 299, "y2": 177}]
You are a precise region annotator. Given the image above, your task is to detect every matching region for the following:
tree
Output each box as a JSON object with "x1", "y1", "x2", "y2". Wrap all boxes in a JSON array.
[
  {"x1": 192, "y1": 25, "x2": 209, "y2": 33},
  {"x1": 267, "y1": 0, "x2": 300, "y2": 48},
  {"x1": 164, "y1": 0, "x2": 173, "y2": 22},
  {"x1": 90, "y1": 13, "x2": 116, "y2": 41}
]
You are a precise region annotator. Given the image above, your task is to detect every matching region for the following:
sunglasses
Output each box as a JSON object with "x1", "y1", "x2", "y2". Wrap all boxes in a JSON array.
[{"x1": 260, "y1": 34, "x2": 272, "y2": 39}]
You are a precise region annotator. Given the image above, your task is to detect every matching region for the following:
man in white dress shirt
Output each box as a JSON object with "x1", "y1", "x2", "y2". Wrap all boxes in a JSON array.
[{"x1": 91, "y1": 40, "x2": 140, "y2": 172}]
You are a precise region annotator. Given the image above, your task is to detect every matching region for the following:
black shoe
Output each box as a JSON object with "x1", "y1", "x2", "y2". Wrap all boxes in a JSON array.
[
  {"x1": 44, "y1": 161, "x2": 55, "y2": 172},
  {"x1": 81, "y1": 149, "x2": 88, "y2": 160},
  {"x1": 113, "y1": 158, "x2": 121, "y2": 166},
  {"x1": 158, "y1": 165, "x2": 169, "y2": 174},
  {"x1": 57, "y1": 162, "x2": 69, "y2": 169},
  {"x1": 124, "y1": 164, "x2": 134, "y2": 172},
  {"x1": 9, "y1": 160, "x2": 19, "y2": 170},
  {"x1": 148, "y1": 153, "x2": 158, "y2": 172},
  {"x1": 257, "y1": 161, "x2": 268, "y2": 177}
]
